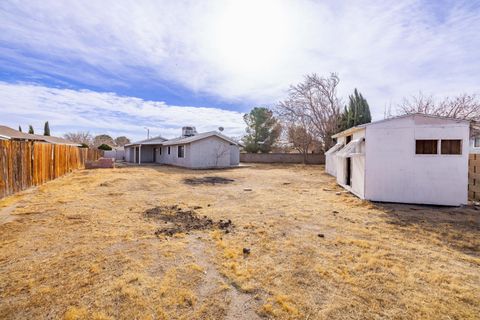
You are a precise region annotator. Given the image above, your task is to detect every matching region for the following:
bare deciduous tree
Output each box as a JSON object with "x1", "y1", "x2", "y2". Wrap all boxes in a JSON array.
[
  {"x1": 93, "y1": 134, "x2": 115, "y2": 148},
  {"x1": 213, "y1": 143, "x2": 230, "y2": 167},
  {"x1": 63, "y1": 131, "x2": 93, "y2": 146},
  {"x1": 287, "y1": 124, "x2": 314, "y2": 163},
  {"x1": 398, "y1": 93, "x2": 480, "y2": 121},
  {"x1": 277, "y1": 73, "x2": 341, "y2": 151},
  {"x1": 114, "y1": 136, "x2": 131, "y2": 147}
]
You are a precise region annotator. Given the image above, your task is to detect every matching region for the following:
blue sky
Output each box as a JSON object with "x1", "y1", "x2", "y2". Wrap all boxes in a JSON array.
[{"x1": 1, "y1": 0, "x2": 479, "y2": 141}]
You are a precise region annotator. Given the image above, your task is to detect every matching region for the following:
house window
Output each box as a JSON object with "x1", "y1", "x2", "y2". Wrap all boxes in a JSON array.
[
  {"x1": 178, "y1": 145, "x2": 185, "y2": 158},
  {"x1": 441, "y1": 140, "x2": 461, "y2": 155},
  {"x1": 168, "y1": 146, "x2": 171, "y2": 155},
  {"x1": 415, "y1": 140, "x2": 438, "y2": 154},
  {"x1": 475, "y1": 137, "x2": 480, "y2": 148}
]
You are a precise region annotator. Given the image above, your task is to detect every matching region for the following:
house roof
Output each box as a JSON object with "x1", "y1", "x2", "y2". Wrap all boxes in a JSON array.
[
  {"x1": 162, "y1": 131, "x2": 239, "y2": 146},
  {"x1": 0, "y1": 125, "x2": 44, "y2": 141},
  {"x1": 0, "y1": 125, "x2": 80, "y2": 146},
  {"x1": 125, "y1": 131, "x2": 240, "y2": 147},
  {"x1": 125, "y1": 135, "x2": 168, "y2": 147},
  {"x1": 39, "y1": 135, "x2": 81, "y2": 146},
  {"x1": 332, "y1": 113, "x2": 470, "y2": 138}
]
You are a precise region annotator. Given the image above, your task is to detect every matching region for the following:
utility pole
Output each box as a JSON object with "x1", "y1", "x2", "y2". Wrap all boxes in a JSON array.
[{"x1": 144, "y1": 127, "x2": 150, "y2": 139}]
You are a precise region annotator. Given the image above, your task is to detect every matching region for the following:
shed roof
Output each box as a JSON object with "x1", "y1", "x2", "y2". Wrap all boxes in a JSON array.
[{"x1": 332, "y1": 113, "x2": 470, "y2": 138}]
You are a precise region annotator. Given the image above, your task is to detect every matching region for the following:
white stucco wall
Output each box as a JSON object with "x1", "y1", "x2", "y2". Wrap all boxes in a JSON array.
[
  {"x1": 189, "y1": 136, "x2": 231, "y2": 168},
  {"x1": 325, "y1": 154, "x2": 336, "y2": 176},
  {"x1": 229, "y1": 145, "x2": 240, "y2": 165},
  {"x1": 124, "y1": 147, "x2": 133, "y2": 162},
  {"x1": 139, "y1": 145, "x2": 154, "y2": 163},
  {"x1": 104, "y1": 150, "x2": 125, "y2": 160},
  {"x1": 160, "y1": 144, "x2": 192, "y2": 167},
  {"x1": 364, "y1": 115, "x2": 469, "y2": 206},
  {"x1": 335, "y1": 130, "x2": 366, "y2": 198}
]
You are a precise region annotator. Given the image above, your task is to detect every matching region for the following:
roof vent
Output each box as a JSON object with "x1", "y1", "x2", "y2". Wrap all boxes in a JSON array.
[{"x1": 182, "y1": 126, "x2": 197, "y2": 137}]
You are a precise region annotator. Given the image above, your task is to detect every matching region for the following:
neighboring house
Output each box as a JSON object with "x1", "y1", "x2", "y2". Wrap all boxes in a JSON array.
[
  {"x1": 469, "y1": 122, "x2": 480, "y2": 153},
  {"x1": 103, "y1": 147, "x2": 126, "y2": 161},
  {"x1": 325, "y1": 114, "x2": 469, "y2": 206},
  {"x1": 0, "y1": 125, "x2": 80, "y2": 146},
  {"x1": 470, "y1": 136, "x2": 480, "y2": 153},
  {"x1": 124, "y1": 127, "x2": 240, "y2": 169}
]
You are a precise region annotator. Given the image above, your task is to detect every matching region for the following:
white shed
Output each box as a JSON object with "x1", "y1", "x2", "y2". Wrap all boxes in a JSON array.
[{"x1": 325, "y1": 114, "x2": 469, "y2": 206}]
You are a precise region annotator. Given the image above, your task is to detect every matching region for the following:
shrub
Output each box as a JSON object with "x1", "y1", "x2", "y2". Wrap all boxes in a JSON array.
[
  {"x1": 80, "y1": 143, "x2": 89, "y2": 148},
  {"x1": 98, "y1": 144, "x2": 112, "y2": 151}
]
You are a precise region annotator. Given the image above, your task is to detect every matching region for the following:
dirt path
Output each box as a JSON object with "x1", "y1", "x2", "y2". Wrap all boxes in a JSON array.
[
  {"x1": 188, "y1": 235, "x2": 261, "y2": 320},
  {"x1": 0, "y1": 204, "x2": 17, "y2": 225}
]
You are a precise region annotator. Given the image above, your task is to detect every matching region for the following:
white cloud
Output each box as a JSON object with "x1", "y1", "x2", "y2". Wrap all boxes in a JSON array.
[
  {"x1": 0, "y1": 82, "x2": 246, "y2": 141},
  {"x1": 0, "y1": 0, "x2": 479, "y2": 119}
]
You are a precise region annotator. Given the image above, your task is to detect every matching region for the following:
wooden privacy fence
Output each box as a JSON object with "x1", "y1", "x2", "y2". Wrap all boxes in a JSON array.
[
  {"x1": 469, "y1": 154, "x2": 480, "y2": 201},
  {"x1": 0, "y1": 140, "x2": 102, "y2": 199}
]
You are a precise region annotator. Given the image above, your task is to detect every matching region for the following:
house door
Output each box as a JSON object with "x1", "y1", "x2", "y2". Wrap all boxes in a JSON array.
[
  {"x1": 153, "y1": 148, "x2": 157, "y2": 163},
  {"x1": 135, "y1": 147, "x2": 140, "y2": 164},
  {"x1": 345, "y1": 135, "x2": 352, "y2": 186}
]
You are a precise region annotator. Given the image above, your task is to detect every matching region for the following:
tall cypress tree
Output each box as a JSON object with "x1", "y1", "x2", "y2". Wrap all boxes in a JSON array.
[
  {"x1": 18, "y1": 125, "x2": 22, "y2": 132},
  {"x1": 28, "y1": 125, "x2": 34, "y2": 134},
  {"x1": 44, "y1": 121, "x2": 50, "y2": 136},
  {"x1": 338, "y1": 89, "x2": 372, "y2": 131}
]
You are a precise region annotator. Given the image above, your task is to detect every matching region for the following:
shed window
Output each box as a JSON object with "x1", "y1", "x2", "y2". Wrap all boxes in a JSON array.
[
  {"x1": 168, "y1": 146, "x2": 171, "y2": 155},
  {"x1": 441, "y1": 140, "x2": 461, "y2": 155},
  {"x1": 178, "y1": 145, "x2": 185, "y2": 158},
  {"x1": 415, "y1": 140, "x2": 438, "y2": 154}
]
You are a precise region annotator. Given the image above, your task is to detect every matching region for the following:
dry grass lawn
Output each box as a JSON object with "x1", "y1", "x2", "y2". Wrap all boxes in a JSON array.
[{"x1": 0, "y1": 164, "x2": 478, "y2": 319}]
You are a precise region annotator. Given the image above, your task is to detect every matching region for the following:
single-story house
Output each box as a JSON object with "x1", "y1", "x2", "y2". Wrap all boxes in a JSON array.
[
  {"x1": 0, "y1": 125, "x2": 80, "y2": 146},
  {"x1": 325, "y1": 114, "x2": 469, "y2": 206},
  {"x1": 469, "y1": 122, "x2": 480, "y2": 154},
  {"x1": 124, "y1": 127, "x2": 240, "y2": 169}
]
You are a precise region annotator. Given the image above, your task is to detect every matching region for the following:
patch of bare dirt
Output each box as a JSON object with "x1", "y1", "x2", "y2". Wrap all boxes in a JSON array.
[
  {"x1": 183, "y1": 176, "x2": 235, "y2": 185},
  {"x1": 188, "y1": 236, "x2": 261, "y2": 320},
  {"x1": 144, "y1": 205, "x2": 234, "y2": 236}
]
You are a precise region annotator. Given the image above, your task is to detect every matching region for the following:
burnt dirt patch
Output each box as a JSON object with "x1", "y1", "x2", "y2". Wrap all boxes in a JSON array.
[
  {"x1": 144, "y1": 205, "x2": 234, "y2": 236},
  {"x1": 183, "y1": 176, "x2": 234, "y2": 185}
]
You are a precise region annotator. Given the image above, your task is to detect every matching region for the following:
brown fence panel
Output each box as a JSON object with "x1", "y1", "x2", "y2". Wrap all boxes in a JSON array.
[
  {"x1": 0, "y1": 141, "x2": 103, "y2": 199},
  {"x1": 468, "y1": 154, "x2": 480, "y2": 201}
]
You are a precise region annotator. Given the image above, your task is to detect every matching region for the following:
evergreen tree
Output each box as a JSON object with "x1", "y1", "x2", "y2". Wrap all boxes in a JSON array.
[
  {"x1": 18, "y1": 126, "x2": 22, "y2": 132},
  {"x1": 339, "y1": 89, "x2": 371, "y2": 131},
  {"x1": 28, "y1": 125, "x2": 34, "y2": 134},
  {"x1": 44, "y1": 121, "x2": 50, "y2": 136},
  {"x1": 242, "y1": 107, "x2": 282, "y2": 153}
]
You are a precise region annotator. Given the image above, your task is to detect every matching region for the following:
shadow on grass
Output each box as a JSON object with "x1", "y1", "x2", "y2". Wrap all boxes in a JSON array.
[{"x1": 374, "y1": 202, "x2": 480, "y2": 257}]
